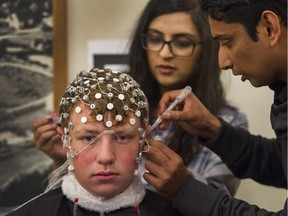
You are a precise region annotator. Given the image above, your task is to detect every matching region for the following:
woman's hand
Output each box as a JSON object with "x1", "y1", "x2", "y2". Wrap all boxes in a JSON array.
[{"x1": 33, "y1": 115, "x2": 66, "y2": 169}]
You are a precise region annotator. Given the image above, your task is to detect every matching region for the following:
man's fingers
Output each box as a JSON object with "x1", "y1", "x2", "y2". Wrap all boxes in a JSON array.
[
  {"x1": 146, "y1": 138, "x2": 182, "y2": 161},
  {"x1": 143, "y1": 170, "x2": 160, "y2": 186},
  {"x1": 158, "y1": 90, "x2": 183, "y2": 114}
]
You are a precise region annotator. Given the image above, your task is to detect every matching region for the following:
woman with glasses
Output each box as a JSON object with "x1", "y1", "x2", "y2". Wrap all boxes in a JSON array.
[
  {"x1": 128, "y1": 0, "x2": 248, "y2": 197},
  {"x1": 32, "y1": 0, "x2": 248, "y2": 199}
]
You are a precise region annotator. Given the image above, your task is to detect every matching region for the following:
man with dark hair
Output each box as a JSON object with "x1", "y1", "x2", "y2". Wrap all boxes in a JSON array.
[{"x1": 144, "y1": 0, "x2": 287, "y2": 215}]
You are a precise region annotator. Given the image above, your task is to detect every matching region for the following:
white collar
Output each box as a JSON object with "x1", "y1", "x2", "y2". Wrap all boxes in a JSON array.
[{"x1": 62, "y1": 174, "x2": 145, "y2": 214}]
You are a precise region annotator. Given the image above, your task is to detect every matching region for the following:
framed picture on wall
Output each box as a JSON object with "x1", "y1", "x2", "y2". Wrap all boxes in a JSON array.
[
  {"x1": 0, "y1": 0, "x2": 67, "y2": 214},
  {"x1": 88, "y1": 40, "x2": 129, "y2": 72}
]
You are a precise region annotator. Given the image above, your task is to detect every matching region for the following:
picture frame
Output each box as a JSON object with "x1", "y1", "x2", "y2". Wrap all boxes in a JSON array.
[
  {"x1": 88, "y1": 39, "x2": 129, "y2": 72},
  {"x1": 53, "y1": 0, "x2": 67, "y2": 113},
  {"x1": 0, "y1": 0, "x2": 67, "y2": 213}
]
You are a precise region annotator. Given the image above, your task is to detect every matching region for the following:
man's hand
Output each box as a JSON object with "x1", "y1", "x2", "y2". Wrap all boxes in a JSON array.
[
  {"x1": 158, "y1": 89, "x2": 221, "y2": 140},
  {"x1": 143, "y1": 138, "x2": 189, "y2": 200}
]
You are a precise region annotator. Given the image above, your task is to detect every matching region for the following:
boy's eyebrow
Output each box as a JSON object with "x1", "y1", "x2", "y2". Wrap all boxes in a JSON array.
[
  {"x1": 73, "y1": 128, "x2": 101, "y2": 135},
  {"x1": 73, "y1": 124, "x2": 137, "y2": 135},
  {"x1": 107, "y1": 126, "x2": 138, "y2": 134},
  {"x1": 72, "y1": 123, "x2": 102, "y2": 134}
]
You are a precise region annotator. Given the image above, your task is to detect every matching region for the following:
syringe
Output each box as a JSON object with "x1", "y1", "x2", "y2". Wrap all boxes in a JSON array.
[{"x1": 146, "y1": 86, "x2": 192, "y2": 136}]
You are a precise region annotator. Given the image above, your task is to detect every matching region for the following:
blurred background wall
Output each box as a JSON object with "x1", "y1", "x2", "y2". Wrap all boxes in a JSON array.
[{"x1": 67, "y1": 0, "x2": 287, "y2": 211}]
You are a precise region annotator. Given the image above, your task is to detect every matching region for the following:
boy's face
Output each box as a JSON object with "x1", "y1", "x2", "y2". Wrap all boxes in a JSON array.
[
  {"x1": 68, "y1": 104, "x2": 142, "y2": 198},
  {"x1": 208, "y1": 17, "x2": 281, "y2": 87}
]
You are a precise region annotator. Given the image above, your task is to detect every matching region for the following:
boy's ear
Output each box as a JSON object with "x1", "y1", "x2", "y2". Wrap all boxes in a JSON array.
[{"x1": 57, "y1": 126, "x2": 64, "y2": 138}]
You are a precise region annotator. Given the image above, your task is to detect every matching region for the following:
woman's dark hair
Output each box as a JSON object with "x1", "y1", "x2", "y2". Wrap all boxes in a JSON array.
[
  {"x1": 128, "y1": 0, "x2": 226, "y2": 164},
  {"x1": 201, "y1": 0, "x2": 287, "y2": 41}
]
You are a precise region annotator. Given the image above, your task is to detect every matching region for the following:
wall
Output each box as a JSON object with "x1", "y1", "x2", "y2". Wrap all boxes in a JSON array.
[
  {"x1": 68, "y1": 0, "x2": 148, "y2": 81},
  {"x1": 67, "y1": 0, "x2": 287, "y2": 211}
]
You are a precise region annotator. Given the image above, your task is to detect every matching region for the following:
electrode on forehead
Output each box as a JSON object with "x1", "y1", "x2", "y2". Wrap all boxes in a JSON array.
[{"x1": 75, "y1": 106, "x2": 81, "y2": 113}]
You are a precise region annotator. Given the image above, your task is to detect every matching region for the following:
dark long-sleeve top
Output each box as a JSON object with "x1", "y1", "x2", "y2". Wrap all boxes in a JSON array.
[
  {"x1": 172, "y1": 82, "x2": 287, "y2": 216},
  {"x1": 7, "y1": 188, "x2": 181, "y2": 216}
]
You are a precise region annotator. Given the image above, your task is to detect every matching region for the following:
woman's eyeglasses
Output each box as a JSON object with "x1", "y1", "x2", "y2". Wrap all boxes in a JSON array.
[{"x1": 140, "y1": 33, "x2": 202, "y2": 57}]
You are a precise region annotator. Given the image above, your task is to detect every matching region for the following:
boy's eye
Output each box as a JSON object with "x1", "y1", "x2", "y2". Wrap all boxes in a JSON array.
[
  {"x1": 83, "y1": 136, "x2": 96, "y2": 143},
  {"x1": 113, "y1": 134, "x2": 131, "y2": 143}
]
